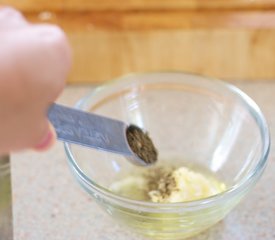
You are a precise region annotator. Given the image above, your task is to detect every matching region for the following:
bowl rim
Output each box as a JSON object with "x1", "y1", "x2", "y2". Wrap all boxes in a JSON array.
[{"x1": 64, "y1": 71, "x2": 270, "y2": 209}]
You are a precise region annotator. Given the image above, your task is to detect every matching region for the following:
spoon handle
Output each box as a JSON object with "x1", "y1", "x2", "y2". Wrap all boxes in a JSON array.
[{"x1": 48, "y1": 103, "x2": 132, "y2": 156}]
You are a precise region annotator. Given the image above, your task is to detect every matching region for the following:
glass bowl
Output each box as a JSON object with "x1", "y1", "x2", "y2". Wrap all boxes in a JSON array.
[{"x1": 65, "y1": 72, "x2": 270, "y2": 240}]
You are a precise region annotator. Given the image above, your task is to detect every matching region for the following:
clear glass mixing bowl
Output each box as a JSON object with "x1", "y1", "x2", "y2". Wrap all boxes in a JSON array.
[{"x1": 65, "y1": 72, "x2": 270, "y2": 239}]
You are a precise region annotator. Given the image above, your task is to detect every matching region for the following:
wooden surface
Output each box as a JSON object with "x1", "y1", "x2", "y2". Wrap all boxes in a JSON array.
[
  {"x1": 4, "y1": 0, "x2": 275, "y2": 11},
  {"x1": 4, "y1": 1, "x2": 275, "y2": 82},
  {"x1": 27, "y1": 11, "x2": 275, "y2": 30},
  {"x1": 68, "y1": 29, "x2": 275, "y2": 82}
]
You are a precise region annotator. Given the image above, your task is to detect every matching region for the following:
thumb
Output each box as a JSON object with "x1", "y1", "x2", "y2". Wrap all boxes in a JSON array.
[{"x1": 34, "y1": 122, "x2": 56, "y2": 151}]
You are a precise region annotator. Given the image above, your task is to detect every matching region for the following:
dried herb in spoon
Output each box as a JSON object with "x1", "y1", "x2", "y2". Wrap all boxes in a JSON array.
[{"x1": 126, "y1": 125, "x2": 158, "y2": 164}]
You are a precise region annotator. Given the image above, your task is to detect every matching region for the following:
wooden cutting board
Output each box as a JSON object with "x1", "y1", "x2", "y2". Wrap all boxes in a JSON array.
[{"x1": 4, "y1": 0, "x2": 275, "y2": 83}]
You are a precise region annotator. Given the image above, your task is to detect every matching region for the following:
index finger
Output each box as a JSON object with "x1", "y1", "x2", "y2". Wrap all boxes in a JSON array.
[{"x1": 0, "y1": 7, "x2": 28, "y2": 30}]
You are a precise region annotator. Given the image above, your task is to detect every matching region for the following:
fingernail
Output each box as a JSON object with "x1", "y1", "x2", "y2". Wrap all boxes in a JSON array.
[{"x1": 34, "y1": 126, "x2": 56, "y2": 151}]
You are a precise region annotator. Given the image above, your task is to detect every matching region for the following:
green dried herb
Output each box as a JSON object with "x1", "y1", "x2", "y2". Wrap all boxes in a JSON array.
[{"x1": 126, "y1": 125, "x2": 158, "y2": 164}]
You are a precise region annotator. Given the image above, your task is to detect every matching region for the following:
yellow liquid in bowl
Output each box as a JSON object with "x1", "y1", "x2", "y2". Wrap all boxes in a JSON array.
[
  {"x1": 105, "y1": 162, "x2": 231, "y2": 239},
  {"x1": 110, "y1": 163, "x2": 226, "y2": 203}
]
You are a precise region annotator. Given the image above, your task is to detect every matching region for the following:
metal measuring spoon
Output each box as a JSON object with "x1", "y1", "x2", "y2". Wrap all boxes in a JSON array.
[{"x1": 48, "y1": 103, "x2": 158, "y2": 166}]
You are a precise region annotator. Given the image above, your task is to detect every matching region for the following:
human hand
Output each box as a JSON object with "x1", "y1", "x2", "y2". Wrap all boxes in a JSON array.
[{"x1": 0, "y1": 7, "x2": 72, "y2": 154}]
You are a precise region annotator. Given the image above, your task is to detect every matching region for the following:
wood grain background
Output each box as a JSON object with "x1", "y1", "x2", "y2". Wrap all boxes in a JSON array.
[
  {"x1": 3, "y1": 0, "x2": 275, "y2": 83},
  {"x1": 5, "y1": 0, "x2": 275, "y2": 11}
]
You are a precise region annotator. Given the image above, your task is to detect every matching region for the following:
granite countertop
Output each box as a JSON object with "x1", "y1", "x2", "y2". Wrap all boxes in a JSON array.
[{"x1": 12, "y1": 82, "x2": 275, "y2": 240}]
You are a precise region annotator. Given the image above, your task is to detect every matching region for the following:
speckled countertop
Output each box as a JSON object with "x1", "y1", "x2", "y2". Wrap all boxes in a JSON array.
[{"x1": 12, "y1": 82, "x2": 275, "y2": 240}]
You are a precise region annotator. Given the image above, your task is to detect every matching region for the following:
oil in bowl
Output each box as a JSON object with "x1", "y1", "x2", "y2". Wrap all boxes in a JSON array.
[
  {"x1": 110, "y1": 160, "x2": 226, "y2": 203},
  {"x1": 106, "y1": 159, "x2": 228, "y2": 239}
]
